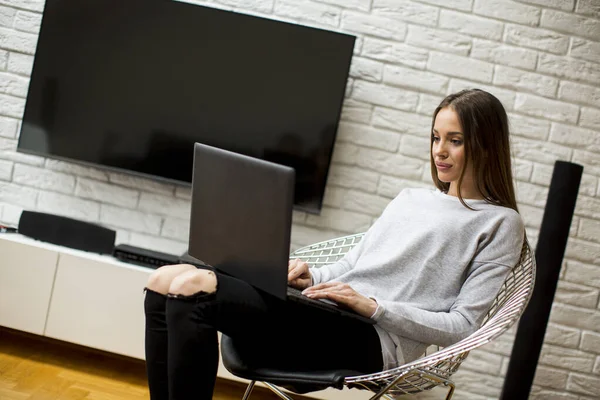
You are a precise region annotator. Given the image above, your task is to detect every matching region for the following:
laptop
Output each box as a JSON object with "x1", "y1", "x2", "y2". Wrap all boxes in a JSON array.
[{"x1": 188, "y1": 143, "x2": 374, "y2": 324}]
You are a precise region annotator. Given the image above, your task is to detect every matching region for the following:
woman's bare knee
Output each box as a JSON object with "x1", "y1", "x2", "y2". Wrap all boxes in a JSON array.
[
  {"x1": 146, "y1": 264, "x2": 197, "y2": 294},
  {"x1": 168, "y1": 269, "x2": 218, "y2": 297}
]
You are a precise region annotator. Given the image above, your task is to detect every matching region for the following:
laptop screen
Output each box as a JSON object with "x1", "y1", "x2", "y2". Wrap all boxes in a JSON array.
[{"x1": 188, "y1": 143, "x2": 295, "y2": 299}]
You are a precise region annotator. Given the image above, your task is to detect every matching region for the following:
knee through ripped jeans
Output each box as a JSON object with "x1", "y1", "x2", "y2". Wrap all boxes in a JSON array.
[{"x1": 144, "y1": 267, "x2": 383, "y2": 400}]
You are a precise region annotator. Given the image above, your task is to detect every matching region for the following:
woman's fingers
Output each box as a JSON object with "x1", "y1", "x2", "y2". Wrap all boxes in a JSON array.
[
  {"x1": 304, "y1": 283, "x2": 349, "y2": 299},
  {"x1": 306, "y1": 289, "x2": 345, "y2": 299},
  {"x1": 287, "y1": 259, "x2": 302, "y2": 280},
  {"x1": 287, "y1": 258, "x2": 299, "y2": 271},
  {"x1": 303, "y1": 281, "x2": 344, "y2": 294},
  {"x1": 305, "y1": 288, "x2": 353, "y2": 306},
  {"x1": 306, "y1": 282, "x2": 355, "y2": 298},
  {"x1": 288, "y1": 259, "x2": 311, "y2": 286},
  {"x1": 300, "y1": 281, "x2": 376, "y2": 318},
  {"x1": 304, "y1": 284, "x2": 374, "y2": 317}
]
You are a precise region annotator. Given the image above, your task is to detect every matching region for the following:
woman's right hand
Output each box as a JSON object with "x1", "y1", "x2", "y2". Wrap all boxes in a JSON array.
[{"x1": 287, "y1": 258, "x2": 312, "y2": 290}]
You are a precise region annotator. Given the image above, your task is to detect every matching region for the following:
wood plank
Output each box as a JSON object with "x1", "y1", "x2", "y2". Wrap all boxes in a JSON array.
[{"x1": 0, "y1": 327, "x2": 311, "y2": 400}]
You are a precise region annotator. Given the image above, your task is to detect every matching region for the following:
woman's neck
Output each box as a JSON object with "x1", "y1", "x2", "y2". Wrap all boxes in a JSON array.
[{"x1": 447, "y1": 182, "x2": 484, "y2": 200}]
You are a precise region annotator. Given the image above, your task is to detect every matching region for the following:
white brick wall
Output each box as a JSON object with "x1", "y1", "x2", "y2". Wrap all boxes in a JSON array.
[
  {"x1": 473, "y1": 0, "x2": 541, "y2": 25},
  {"x1": 0, "y1": 157, "x2": 11, "y2": 180},
  {"x1": 471, "y1": 38, "x2": 539, "y2": 70},
  {"x1": 504, "y1": 23, "x2": 570, "y2": 54},
  {"x1": 1, "y1": 0, "x2": 599, "y2": 399}
]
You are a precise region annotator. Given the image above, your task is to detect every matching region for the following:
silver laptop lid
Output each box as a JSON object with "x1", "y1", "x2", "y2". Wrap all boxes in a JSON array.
[{"x1": 188, "y1": 143, "x2": 295, "y2": 299}]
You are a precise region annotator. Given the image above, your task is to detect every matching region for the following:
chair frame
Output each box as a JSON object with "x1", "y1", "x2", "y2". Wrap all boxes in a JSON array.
[{"x1": 239, "y1": 233, "x2": 536, "y2": 400}]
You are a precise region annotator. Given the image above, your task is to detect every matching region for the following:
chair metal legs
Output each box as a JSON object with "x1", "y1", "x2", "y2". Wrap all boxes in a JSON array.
[
  {"x1": 240, "y1": 381, "x2": 294, "y2": 400},
  {"x1": 264, "y1": 383, "x2": 295, "y2": 400},
  {"x1": 444, "y1": 382, "x2": 455, "y2": 400},
  {"x1": 241, "y1": 381, "x2": 256, "y2": 400},
  {"x1": 365, "y1": 368, "x2": 456, "y2": 400},
  {"x1": 240, "y1": 379, "x2": 454, "y2": 400}
]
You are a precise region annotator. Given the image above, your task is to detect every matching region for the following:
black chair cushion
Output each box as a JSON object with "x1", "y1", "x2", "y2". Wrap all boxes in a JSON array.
[{"x1": 220, "y1": 335, "x2": 362, "y2": 394}]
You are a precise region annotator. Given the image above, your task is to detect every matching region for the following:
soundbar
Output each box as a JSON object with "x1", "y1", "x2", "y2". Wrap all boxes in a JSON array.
[
  {"x1": 19, "y1": 211, "x2": 115, "y2": 255},
  {"x1": 113, "y1": 244, "x2": 180, "y2": 269}
]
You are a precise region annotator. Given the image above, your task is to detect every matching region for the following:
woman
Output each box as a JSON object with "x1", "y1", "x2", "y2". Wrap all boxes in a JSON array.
[{"x1": 144, "y1": 89, "x2": 525, "y2": 400}]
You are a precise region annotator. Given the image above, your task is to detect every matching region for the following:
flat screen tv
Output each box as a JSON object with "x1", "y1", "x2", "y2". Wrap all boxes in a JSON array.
[{"x1": 18, "y1": 0, "x2": 356, "y2": 214}]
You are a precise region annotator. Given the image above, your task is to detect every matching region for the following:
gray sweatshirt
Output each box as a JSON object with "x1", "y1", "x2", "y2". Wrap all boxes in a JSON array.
[{"x1": 310, "y1": 188, "x2": 524, "y2": 369}]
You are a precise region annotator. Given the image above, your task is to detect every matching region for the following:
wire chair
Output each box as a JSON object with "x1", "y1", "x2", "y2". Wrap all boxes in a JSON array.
[{"x1": 223, "y1": 232, "x2": 536, "y2": 400}]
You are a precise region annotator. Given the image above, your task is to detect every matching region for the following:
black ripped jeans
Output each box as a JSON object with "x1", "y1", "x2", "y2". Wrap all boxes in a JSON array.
[{"x1": 144, "y1": 268, "x2": 383, "y2": 400}]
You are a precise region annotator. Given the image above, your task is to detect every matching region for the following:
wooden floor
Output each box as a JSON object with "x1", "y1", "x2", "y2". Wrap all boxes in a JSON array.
[{"x1": 0, "y1": 327, "x2": 300, "y2": 400}]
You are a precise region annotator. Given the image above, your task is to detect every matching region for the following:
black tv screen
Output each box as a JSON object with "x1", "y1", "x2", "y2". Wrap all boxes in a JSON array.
[{"x1": 18, "y1": 0, "x2": 355, "y2": 213}]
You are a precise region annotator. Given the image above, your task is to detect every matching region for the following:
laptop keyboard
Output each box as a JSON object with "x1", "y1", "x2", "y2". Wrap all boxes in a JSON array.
[
  {"x1": 286, "y1": 286, "x2": 375, "y2": 324},
  {"x1": 287, "y1": 286, "x2": 338, "y2": 308}
]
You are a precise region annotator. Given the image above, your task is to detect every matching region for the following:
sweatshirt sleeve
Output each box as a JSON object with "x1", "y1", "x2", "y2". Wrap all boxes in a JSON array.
[
  {"x1": 373, "y1": 212, "x2": 525, "y2": 347},
  {"x1": 309, "y1": 235, "x2": 366, "y2": 285},
  {"x1": 372, "y1": 261, "x2": 512, "y2": 346}
]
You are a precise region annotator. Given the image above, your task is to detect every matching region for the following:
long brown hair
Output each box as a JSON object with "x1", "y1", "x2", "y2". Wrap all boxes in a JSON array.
[{"x1": 430, "y1": 89, "x2": 519, "y2": 212}]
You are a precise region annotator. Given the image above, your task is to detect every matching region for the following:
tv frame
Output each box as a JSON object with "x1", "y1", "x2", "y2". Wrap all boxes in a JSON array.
[{"x1": 17, "y1": 0, "x2": 356, "y2": 215}]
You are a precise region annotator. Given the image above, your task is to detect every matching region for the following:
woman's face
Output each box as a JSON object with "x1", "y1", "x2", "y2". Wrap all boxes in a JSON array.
[{"x1": 432, "y1": 107, "x2": 476, "y2": 197}]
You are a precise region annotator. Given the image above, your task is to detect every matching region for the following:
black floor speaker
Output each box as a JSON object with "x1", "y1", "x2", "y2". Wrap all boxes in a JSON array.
[
  {"x1": 18, "y1": 211, "x2": 116, "y2": 255},
  {"x1": 500, "y1": 161, "x2": 583, "y2": 400}
]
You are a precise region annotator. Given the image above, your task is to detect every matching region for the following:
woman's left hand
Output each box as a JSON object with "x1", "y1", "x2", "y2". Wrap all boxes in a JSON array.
[{"x1": 302, "y1": 282, "x2": 377, "y2": 318}]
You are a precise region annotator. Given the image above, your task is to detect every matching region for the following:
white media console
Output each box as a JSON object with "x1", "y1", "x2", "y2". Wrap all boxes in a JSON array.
[{"x1": 0, "y1": 234, "x2": 368, "y2": 400}]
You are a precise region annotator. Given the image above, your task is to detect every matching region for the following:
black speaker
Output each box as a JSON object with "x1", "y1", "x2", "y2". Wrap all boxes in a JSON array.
[
  {"x1": 500, "y1": 161, "x2": 583, "y2": 400},
  {"x1": 18, "y1": 211, "x2": 116, "y2": 255}
]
